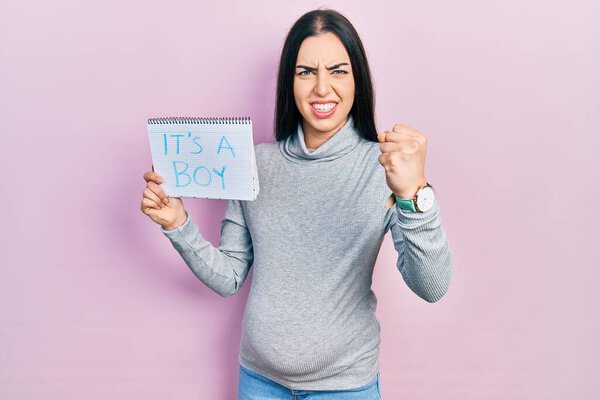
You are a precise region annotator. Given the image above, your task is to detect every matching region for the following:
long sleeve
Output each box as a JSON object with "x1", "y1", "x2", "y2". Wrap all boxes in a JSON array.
[
  {"x1": 160, "y1": 199, "x2": 254, "y2": 297},
  {"x1": 385, "y1": 197, "x2": 453, "y2": 303}
]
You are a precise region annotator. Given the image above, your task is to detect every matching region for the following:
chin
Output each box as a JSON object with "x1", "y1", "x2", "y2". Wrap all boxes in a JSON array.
[
  {"x1": 308, "y1": 119, "x2": 338, "y2": 132},
  {"x1": 303, "y1": 111, "x2": 348, "y2": 133}
]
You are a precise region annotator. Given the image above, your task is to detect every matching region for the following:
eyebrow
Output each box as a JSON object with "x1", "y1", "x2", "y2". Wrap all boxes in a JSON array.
[{"x1": 295, "y1": 63, "x2": 350, "y2": 71}]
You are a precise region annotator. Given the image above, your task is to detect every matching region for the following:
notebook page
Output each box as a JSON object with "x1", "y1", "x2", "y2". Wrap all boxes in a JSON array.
[{"x1": 147, "y1": 118, "x2": 259, "y2": 201}]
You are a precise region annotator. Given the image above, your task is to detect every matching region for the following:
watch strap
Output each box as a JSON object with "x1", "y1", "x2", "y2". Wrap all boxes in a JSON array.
[{"x1": 394, "y1": 195, "x2": 417, "y2": 212}]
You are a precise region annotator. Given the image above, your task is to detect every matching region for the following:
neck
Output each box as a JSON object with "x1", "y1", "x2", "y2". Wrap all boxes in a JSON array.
[
  {"x1": 279, "y1": 114, "x2": 359, "y2": 164},
  {"x1": 302, "y1": 117, "x2": 349, "y2": 149}
]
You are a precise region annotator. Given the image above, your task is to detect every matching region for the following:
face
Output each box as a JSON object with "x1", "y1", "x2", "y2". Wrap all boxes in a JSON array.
[{"x1": 293, "y1": 32, "x2": 355, "y2": 144}]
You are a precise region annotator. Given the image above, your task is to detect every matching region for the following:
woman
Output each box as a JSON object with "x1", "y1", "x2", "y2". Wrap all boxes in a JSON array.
[{"x1": 140, "y1": 8, "x2": 452, "y2": 399}]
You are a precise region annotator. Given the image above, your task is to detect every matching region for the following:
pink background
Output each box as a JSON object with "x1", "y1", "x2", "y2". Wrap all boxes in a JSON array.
[{"x1": 1, "y1": 0, "x2": 598, "y2": 398}]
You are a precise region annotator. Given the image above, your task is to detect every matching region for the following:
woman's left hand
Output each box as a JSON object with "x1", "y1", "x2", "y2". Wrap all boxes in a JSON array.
[{"x1": 377, "y1": 123, "x2": 428, "y2": 199}]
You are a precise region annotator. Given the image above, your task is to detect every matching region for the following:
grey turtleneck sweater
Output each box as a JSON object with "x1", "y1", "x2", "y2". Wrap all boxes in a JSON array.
[{"x1": 160, "y1": 115, "x2": 453, "y2": 390}]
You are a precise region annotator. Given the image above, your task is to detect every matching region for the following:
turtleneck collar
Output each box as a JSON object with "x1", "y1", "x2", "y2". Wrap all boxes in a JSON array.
[{"x1": 279, "y1": 115, "x2": 362, "y2": 164}]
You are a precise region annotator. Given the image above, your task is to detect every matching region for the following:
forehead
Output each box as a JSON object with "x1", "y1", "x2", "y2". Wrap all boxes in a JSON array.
[{"x1": 296, "y1": 32, "x2": 350, "y2": 64}]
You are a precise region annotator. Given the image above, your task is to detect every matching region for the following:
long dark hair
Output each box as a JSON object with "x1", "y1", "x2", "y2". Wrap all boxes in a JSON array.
[{"x1": 274, "y1": 9, "x2": 377, "y2": 142}]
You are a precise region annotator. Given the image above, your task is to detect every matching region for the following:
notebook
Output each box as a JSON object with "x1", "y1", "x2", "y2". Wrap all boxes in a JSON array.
[{"x1": 147, "y1": 116, "x2": 259, "y2": 201}]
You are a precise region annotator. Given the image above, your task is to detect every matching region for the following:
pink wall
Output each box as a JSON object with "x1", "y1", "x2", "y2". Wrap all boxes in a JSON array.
[{"x1": 1, "y1": 0, "x2": 598, "y2": 398}]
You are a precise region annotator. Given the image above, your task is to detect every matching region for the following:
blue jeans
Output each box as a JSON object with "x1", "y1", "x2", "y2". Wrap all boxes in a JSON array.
[{"x1": 237, "y1": 364, "x2": 382, "y2": 399}]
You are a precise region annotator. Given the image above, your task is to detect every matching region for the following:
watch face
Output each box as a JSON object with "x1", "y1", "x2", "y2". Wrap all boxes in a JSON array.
[{"x1": 416, "y1": 186, "x2": 435, "y2": 212}]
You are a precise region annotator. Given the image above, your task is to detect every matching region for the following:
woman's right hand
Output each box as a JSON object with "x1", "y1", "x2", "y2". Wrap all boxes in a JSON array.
[{"x1": 141, "y1": 170, "x2": 187, "y2": 231}]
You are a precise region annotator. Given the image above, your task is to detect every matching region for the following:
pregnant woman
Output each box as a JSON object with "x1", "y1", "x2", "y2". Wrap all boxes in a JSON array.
[{"x1": 140, "y1": 8, "x2": 452, "y2": 400}]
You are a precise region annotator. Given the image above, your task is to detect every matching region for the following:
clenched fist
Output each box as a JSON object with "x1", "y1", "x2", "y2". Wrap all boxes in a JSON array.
[
  {"x1": 377, "y1": 123, "x2": 428, "y2": 199},
  {"x1": 141, "y1": 169, "x2": 188, "y2": 231}
]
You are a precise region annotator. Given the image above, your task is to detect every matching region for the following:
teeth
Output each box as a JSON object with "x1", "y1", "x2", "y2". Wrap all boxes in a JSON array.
[{"x1": 312, "y1": 103, "x2": 336, "y2": 111}]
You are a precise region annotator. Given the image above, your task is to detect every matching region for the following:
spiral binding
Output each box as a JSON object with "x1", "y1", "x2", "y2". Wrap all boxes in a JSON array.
[{"x1": 148, "y1": 116, "x2": 252, "y2": 125}]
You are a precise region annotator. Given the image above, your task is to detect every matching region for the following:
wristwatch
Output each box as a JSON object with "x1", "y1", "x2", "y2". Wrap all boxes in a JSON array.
[{"x1": 394, "y1": 182, "x2": 436, "y2": 213}]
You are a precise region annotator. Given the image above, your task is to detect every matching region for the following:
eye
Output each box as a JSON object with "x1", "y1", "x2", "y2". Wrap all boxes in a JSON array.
[{"x1": 297, "y1": 69, "x2": 348, "y2": 76}]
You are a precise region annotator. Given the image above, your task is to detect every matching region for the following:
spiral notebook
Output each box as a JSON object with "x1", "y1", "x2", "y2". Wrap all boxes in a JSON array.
[{"x1": 147, "y1": 116, "x2": 259, "y2": 201}]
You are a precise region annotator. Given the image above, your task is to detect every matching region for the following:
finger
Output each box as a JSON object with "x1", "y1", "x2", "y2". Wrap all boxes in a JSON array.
[
  {"x1": 379, "y1": 129, "x2": 414, "y2": 143},
  {"x1": 379, "y1": 141, "x2": 401, "y2": 153},
  {"x1": 141, "y1": 203, "x2": 160, "y2": 220},
  {"x1": 146, "y1": 182, "x2": 169, "y2": 205},
  {"x1": 143, "y1": 171, "x2": 165, "y2": 184},
  {"x1": 144, "y1": 187, "x2": 164, "y2": 208},
  {"x1": 381, "y1": 129, "x2": 412, "y2": 143},
  {"x1": 379, "y1": 139, "x2": 420, "y2": 153},
  {"x1": 378, "y1": 153, "x2": 396, "y2": 173},
  {"x1": 391, "y1": 123, "x2": 418, "y2": 133},
  {"x1": 147, "y1": 181, "x2": 169, "y2": 205},
  {"x1": 400, "y1": 138, "x2": 421, "y2": 153},
  {"x1": 144, "y1": 171, "x2": 164, "y2": 184},
  {"x1": 383, "y1": 130, "x2": 423, "y2": 148},
  {"x1": 141, "y1": 196, "x2": 162, "y2": 212}
]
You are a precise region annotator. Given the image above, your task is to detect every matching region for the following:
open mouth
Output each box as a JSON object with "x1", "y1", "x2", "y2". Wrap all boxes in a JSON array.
[{"x1": 310, "y1": 102, "x2": 338, "y2": 118}]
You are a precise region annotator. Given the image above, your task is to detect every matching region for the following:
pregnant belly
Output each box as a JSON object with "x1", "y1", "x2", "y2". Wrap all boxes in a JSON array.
[{"x1": 239, "y1": 303, "x2": 377, "y2": 378}]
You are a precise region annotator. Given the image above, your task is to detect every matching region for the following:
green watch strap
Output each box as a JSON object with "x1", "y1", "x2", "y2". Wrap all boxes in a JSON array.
[{"x1": 394, "y1": 195, "x2": 417, "y2": 212}]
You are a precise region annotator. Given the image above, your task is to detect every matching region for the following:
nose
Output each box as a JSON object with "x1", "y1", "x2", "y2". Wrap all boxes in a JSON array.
[{"x1": 313, "y1": 70, "x2": 331, "y2": 97}]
